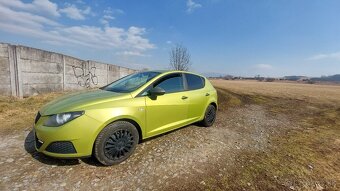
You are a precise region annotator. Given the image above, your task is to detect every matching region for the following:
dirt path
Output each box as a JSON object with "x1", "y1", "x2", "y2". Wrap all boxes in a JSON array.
[{"x1": 0, "y1": 104, "x2": 293, "y2": 191}]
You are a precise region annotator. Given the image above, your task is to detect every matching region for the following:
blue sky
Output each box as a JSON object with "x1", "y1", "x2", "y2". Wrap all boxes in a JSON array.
[{"x1": 1, "y1": 0, "x2": 340, "y2": 77}]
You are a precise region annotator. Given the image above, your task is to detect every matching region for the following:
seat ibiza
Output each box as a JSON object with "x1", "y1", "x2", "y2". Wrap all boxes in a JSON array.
[{"x1": 34, "y1": 71, "x2": 217, "y2": 165}]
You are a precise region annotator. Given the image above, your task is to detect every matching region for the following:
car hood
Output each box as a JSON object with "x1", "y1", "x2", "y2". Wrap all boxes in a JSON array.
[{"x1": 40, "y1": 89, "x2": 131, "y2": 116}]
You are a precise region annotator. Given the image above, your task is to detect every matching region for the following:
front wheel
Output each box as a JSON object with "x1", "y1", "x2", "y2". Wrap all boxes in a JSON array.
[
  {"x1": 201, "y1": 104, "x2": 216, "y2": 127},
  {"x1": 93, "y1": 121, "x2": 139, "y2": 166}
]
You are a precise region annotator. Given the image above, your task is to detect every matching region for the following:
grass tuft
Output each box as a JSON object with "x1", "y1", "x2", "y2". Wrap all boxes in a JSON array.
[{"x1": 0, "y1": 92, "x2": 69, "y2": 134}]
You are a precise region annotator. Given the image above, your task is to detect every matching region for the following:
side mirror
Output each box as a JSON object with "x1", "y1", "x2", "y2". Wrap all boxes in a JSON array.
[{"x1": 148, "y1": 87, "x2": 165, "y2": 96}]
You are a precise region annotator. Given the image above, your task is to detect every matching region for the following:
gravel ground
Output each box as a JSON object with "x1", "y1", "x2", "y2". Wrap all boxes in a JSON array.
[{"x1": 0, "y1": 105, "x2": 294, "y2": 191}]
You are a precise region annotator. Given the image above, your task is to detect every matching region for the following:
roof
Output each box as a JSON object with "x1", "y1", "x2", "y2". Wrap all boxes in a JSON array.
[{"x1": 144, "y1": 70, "x2": 206, "y2": 78}]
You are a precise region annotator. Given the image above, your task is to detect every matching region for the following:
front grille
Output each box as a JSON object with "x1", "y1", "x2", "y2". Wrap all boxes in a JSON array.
[
  {"x1": 35, "y1": 134, "x2": 43, "y2": 149},
  {"x1": 35, "y1": 112, "x2": 41, "y2": 124},
  {"x1": 45, "y1": 141, "x2": 77, "y2": 154}
]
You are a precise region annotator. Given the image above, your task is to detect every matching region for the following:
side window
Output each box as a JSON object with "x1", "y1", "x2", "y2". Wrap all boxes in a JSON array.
[
  {"x1": 186, "y1": 74, "x2": 205, "y2": 90},
  {"x1": 154, "y1": 74, "x2": 184, "y2": 93}
]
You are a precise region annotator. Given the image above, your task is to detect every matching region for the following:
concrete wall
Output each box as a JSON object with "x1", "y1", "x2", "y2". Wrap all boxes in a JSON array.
[
  {"x1": 0, "y1": 43, "x2": 137, "y2": 98},
  {"x1": 0, "y1": 44, "x2": 11, "y2": 96}
]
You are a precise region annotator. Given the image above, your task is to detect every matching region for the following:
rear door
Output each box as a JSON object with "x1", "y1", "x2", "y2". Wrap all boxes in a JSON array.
[
  {"x1": 184, "y1": 73, "x2": 208, "y2": 121},
  {"x1": 145, "y1": 73, "x2": 189, "y2": 137}
]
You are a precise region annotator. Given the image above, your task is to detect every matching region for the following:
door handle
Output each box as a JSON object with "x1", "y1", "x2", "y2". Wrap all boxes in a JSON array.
[
  {"x1": 205, "y1": 93, "x2": 210, "y2": 96},
  {"x1": 182, "y1": 96, "x2": 188, "y2": 100}
]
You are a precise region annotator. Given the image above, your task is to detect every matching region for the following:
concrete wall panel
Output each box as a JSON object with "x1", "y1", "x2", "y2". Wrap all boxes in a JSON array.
[
  {"x1": 107, "y1": 65, "x2": 120, "y2": 83},
  {"x1": 0, "y1": 43, "x2": 137, "y2": 97},
  {"x1": 119, "y1": 67, "x2": 130, "y2": 78},
  {"x1": 20, "y1": 46, "x2": 63, "y2": 63},
  {"x1": 0, "y1": 43, "x2": 8, "y2": 57},
  {"x1": 22, "y1": 73, "x2": 62, "y2": 85},
  {"x1": 64, "y1": 83, "x2": 85, "y2": 91},
  {"x1": 0, "y1": 85, "x2": 11, "y2": 95},
  {"x1": 0, "y1": 45, "x2": 11, "y2": 95},
  {"x1": 0, "y1": 57, "x2": 10, "y2": 72},
  {"x1": 0, "y1": 74, "x2": 11, "y2": 85},
  {"x1": 21, "y1": 59, "x2": 63, "y2": 74},
  {"x1": 64, "y1": 55, "x2": 83, "y2": 66},
  {"x1": 23, "y1": 84, "x2": 63, "y2": 96}
]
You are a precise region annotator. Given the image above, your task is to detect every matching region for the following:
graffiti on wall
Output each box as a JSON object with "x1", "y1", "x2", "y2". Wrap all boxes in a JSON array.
[{"x1": 72, "y1": 61, "x2": 98, "y2": 88}]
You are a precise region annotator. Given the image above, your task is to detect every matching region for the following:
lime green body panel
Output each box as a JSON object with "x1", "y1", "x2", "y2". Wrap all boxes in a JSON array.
[
  {"x1": 145, "y1": 91, "x2": 189, "y2": 137},
  {"x1": 40, "y1": 90, "x2": 131, "y2": 115},
  {"x1": 35, "y1": 114, "x2": 103, "y2": 157},
  {"x1": 34, "y1": 71, "x2": 217, "y2": 158}
]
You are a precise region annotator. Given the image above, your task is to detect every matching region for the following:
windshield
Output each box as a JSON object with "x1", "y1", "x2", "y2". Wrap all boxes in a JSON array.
[{"x1": 102, "y1": 71, "x2": 161, "y2": 93}]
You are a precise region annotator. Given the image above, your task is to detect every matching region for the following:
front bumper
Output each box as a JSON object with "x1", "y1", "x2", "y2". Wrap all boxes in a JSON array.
[{"x1": 34, "y1": 113, "x2": 103, "y2": 158}]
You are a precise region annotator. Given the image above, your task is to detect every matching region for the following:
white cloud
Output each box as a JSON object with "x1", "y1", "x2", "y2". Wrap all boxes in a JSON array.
[
  {"x1": 60, "y1": 4, "x2": 92, "y2": 20},
  {"x1": 254, "y1": 64, "x2": 273, "y2": 69},
  {"x1": 100, "y1": 7, "x2": 124, "y2": 26},
  {"x1": 103, "y1": 15, "x2": 115, "y2": 20},
  {"x1": 104, "y1": 7, "x2": 124, "y2": 15},
  {"x1": 125, "y1": 27, "x2": 155, "y2": 50},
  {"x1": 0, "y1": 1, "x2": 155, "y2": 56},
  {"x1": 0, "y1": 0, "x2": 60, "y2": 17},
  {"x1": 114, "y1": 9, "x2": 124, "y2": 15},
  {"x1": 186, "y1": 0, "x2": 202, "y2": 13},
  {"x1": 82, "y1": 6, "x2": 91, "y2": 15},
  {"x1": 308, "y1": 51, "x2": 340, "y2": 61},
  {"x1": 0, "y1": 5, "x2": 60, "y2": 28},
  {"x1": 31, "y1": 0, "x2": 59, "y2": 16},
  {"x1": 116, "y1": 51, "x2": 150, "y2": 57},
  {"x1": 166, "y1": 40, "x2": 172, "y2": 44},
  {"x1": 100, "y1": 15, "x2": 115, "y2": 26}
]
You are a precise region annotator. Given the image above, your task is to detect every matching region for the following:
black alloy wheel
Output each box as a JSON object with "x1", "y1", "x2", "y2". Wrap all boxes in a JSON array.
[
  {"x1": 104, "y1": 129, "x2": 134, "y2": 160},
  {"x1": 94, "y1": 121, "x2": 139, "y2": 166},
  {"x1": 201, "y1": 104, "x2": 216, "y2": 127}
]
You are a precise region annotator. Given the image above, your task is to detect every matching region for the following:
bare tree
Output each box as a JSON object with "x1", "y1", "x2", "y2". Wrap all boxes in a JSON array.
[{"x1": 169, "y1": 44, "x2": 191, "y2": 71}]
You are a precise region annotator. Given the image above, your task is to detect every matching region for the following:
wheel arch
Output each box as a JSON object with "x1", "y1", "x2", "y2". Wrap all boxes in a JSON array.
[
  {"x1": 92, "y1": 118, "x2": 142, "y2": 165},
  {"x1": 93, "y1": 116, "x2": 144, "y2": 151},
  {"x1": 114, "y1": 118, "x2": 143, "y2": 143},
  {"x1": 210, "y1": 102, "x2": 217, "y2": 110}
]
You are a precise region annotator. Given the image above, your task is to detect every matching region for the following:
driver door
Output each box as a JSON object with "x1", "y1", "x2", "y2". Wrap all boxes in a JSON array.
[{"x1": 145, "y1": 73, "x2": 189, "y2": 137}]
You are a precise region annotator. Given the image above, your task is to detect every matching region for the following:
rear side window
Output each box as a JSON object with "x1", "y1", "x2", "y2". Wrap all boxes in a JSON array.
[
  {"x1": 185, "y1": 74, "x2": 205, "y2": 90},
  {"x1": 154, "y1": 73, "x2": 184, "y2": 93}
]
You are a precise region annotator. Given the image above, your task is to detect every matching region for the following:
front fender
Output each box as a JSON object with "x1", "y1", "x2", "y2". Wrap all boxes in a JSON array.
[{"x1": 85, "y1": 107, "x2": 146, "y2": 144}]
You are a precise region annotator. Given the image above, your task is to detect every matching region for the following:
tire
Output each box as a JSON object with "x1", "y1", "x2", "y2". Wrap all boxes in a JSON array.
[
  {"x1": 94, "y1": 121, "x2": 139, "y2": 166},
  {"x1": 201, "y1": 104, "x2": 217, "y2": 127}
]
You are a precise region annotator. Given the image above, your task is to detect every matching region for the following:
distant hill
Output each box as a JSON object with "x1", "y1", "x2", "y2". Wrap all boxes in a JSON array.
[
  {"x1": 311, "y1": 74, "x2": 340, "y2": 82},
  {"x1": 202, "y1": 73, "x2": 340, "y2": 83},
  {"x1": 284, "y1": 76, "x2": 309, "y2": 81},
  {"x1": 201, "y1": 72, "x2": 226, "y2": 78}
]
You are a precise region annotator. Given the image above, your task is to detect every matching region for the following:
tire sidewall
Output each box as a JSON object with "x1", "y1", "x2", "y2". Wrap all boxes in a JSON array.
[
  {"x1": 94, "y1": 121, "x2": 139, "y2": 166},
  {"x1": 203, "y1": 104, "x2": 216, "y2": 127}
]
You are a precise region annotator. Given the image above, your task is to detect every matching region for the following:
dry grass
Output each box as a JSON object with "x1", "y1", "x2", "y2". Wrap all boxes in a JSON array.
[
  {"x1": 211, "y1": 79, "x2": 340, "y2": 105},
  {"x1": 0, "y1": 92, "x2": 69, "y2": 134},
  {"x1": 221, "y1": 98, "x2": 339, "y2": 190},
  {"x1": 208, "y1": 81, "x2": 340, "y2": 190},
  {"x1": 0, "y1": 81, "x2": 339, "y2": 190}
]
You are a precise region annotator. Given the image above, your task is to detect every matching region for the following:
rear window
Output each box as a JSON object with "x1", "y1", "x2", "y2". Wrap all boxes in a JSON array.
[{"x1": 185, "y1": 74, "x2": 205, "y2": 90}]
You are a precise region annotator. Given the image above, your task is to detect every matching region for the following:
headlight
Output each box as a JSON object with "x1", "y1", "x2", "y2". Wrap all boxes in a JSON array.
[{"x1": 44, "y1": 111, "x2": 84, "y2": 127}]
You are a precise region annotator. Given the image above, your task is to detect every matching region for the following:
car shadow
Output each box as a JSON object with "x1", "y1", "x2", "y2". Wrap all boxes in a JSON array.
[
  {"x1": 24, "y1": 130, "x2": 103, "y2": 167},
  {"x1": 24, "y1": 123, "x2": 205, "y2": 167},
  {"x1": 140, "y1": 123, "x2": 203, "y2": 143}
]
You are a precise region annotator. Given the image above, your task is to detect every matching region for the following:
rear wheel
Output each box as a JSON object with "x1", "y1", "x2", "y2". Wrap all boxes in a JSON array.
[
  {"x1": 94, "y1": 121, "x2": 139, "y2": 166},
  {"x1": 201, "y1": 104, "x2": 216, "y2": 127}
]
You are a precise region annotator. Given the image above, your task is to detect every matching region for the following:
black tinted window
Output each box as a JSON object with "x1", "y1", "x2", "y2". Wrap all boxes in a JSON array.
[
  {"x1": 186, "y1": 74, "x2": 205, "y2": 90},
  {"x1": 154, "y1": 74, "x2": 184, "y2": 93}
]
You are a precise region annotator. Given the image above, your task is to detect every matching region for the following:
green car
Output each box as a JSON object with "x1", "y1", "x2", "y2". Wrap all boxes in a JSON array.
[{"x1": 34, "y1": 70, "x2": 217, "y2": 165}]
